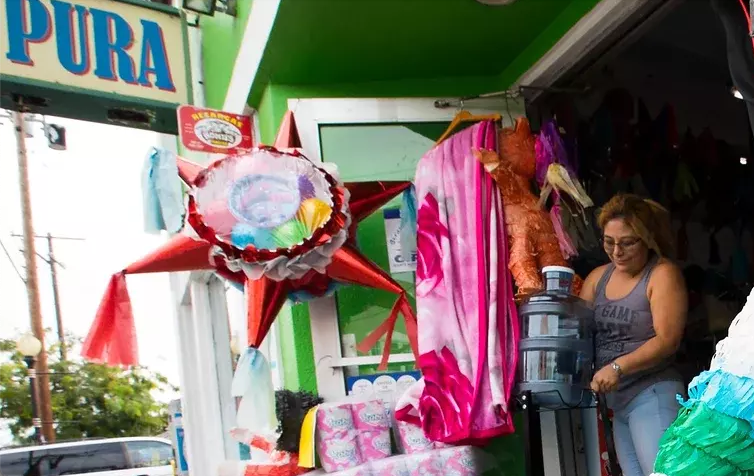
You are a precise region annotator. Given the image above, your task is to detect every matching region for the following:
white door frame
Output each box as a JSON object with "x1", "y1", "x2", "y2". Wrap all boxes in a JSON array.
[{"x1": 291, "y1": 97, "x2": 524, "y2": 402}]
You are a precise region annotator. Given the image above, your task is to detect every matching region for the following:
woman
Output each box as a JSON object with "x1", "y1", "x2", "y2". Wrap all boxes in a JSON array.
[{"x1": 580, "y1": 194, "x2": 687, "y2": 476}]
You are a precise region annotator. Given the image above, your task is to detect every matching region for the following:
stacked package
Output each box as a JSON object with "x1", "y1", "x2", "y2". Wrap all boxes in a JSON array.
[
  {"x1": 393, "y1": 420, "x2": 447, "y2": 454},
  {"x1": 308, "y1": 445, "x2": 495, "y2": 476},
  {"x1": 313, "y1": 400, "x2": 499, "y2": 476},
  {"x1": 652, "y1": 288, "x2": 754, "y2": 475},
  {"x1": 316, "y1": 400, "x2": 392, "y2": 472}
]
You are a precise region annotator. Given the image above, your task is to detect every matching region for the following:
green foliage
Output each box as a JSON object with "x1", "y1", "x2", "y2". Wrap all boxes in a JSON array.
[{"x1": 0, "y1": 335, "x2": 177, "y2": 444}]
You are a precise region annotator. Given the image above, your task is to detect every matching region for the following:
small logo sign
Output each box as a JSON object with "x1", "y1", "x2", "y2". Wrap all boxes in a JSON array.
[{"x1": 177, "y1": 105, "x2": 253, "y2": 154}]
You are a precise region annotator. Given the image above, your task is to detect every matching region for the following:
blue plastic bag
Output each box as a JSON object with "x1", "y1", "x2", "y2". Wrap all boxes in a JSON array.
[
  {"x1": 231, "y1": 348, "x2": 279, "y2": 437},
  {"x1": 142, "y1": 147, "x2": 185, "y2": 234},
  {"x1": 399, "y1": 185, "x2": 417, "y2": 264}
]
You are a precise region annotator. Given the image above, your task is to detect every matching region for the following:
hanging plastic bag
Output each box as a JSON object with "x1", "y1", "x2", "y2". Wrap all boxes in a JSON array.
[
  {"x1": 141, "y1": 148, "x2": 185, "y2": 234},
  {"x1": 399, "y1": 185, "x2": 418, "y2": 264},
  {"x1": 232, "y1": 347, "x2": 279, "y2": 437},
  {"x1": 550, "y1": 204, "x2": 578, "y2": 260}
]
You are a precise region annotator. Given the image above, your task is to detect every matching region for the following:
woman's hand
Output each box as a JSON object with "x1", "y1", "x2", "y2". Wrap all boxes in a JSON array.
[{"x1": 591, "y1": 365, "x2": 620, "y2": 393}]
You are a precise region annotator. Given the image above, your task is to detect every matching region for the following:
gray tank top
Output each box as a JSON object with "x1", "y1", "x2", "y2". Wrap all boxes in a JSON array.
[{"x1": 593, "y1": 256, "x2": 682, "y2": 409}]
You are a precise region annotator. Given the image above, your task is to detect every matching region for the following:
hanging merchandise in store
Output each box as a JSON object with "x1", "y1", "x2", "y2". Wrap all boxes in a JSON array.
[
  {"x1": 396, "y1": 118, "x2": 520, "y2": 445},
  {"x1": 474, "y1": 117, "x2": 586, "y2": 295},
  {"x1": 386, "y1": 110, "x2": 607, "y2": 474},
  {"x1": 523, "y1": 1, "x2": 754, "y2": 471},
  {"x1": 651, "y1": 287, "x2": 754, "y2": 476},
  {"x1": 81, "y1": 111, "x2": 418, "y2": 371}
]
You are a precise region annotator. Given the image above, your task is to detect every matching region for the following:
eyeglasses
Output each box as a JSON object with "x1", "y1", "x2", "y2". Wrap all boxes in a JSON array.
[{"x1": 602, "y1": 237, "x2": 642, "y2": 253}]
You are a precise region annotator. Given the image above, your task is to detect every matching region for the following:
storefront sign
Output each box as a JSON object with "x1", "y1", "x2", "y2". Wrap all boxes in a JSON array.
[
  {"x1": 177, "y1": 105, "x2": 254, "y2": 154},
  {"x1": 0, "y1": 0, "x2": 191, "y2": 133},
  {"x1": 383, "y1": 208, "x2": 417, "y2": 273}
]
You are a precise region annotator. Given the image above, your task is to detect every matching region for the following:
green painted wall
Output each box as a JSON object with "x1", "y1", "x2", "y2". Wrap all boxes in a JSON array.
[{"x1": 200, "y1": 0, "x2": 254, "y2": 110}]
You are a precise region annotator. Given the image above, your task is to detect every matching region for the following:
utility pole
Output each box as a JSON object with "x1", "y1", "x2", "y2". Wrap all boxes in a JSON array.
[
  {"x1": 12, "y1": 110, "x2": 56, "y2": 443},
  {"x1": 11, "y1": 233, "x2": 86, "y2": 361},
  {"x1": 47, "y1": 233, "x2": 65, "y2": 360}
]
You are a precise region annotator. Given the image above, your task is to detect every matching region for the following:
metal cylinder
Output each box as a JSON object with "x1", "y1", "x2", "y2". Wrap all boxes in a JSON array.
[{"x1": 516, "y1": 270, "x2": 595, "y2": 409}]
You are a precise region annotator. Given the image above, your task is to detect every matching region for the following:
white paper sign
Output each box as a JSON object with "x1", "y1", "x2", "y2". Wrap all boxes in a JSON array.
[{"x1": 383, "y1": 208, "x2": 417, "y2": 274}]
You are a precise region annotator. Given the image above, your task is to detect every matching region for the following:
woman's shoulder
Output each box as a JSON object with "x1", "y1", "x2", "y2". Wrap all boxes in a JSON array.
[
  {"x1": 649, "y1": 258, "x2": 683, "y2": 281},
  {"x1": 585, "y1": 264, "x2": 611, "y2": 284},
  {"x1": 580, "y1": 264, "x2": 611, "y2": 302},
  {"x1": 647, "y1": 258, "x2": 686, "y2": 296}
]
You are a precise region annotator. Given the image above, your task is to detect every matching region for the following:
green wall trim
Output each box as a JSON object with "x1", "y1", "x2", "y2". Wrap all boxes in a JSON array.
[
  {"x1": 201, "y1": 0, "x2": 255, "y2": 110},
  {"x1": 257, "y1": 84, "x2": 317, "y2": 393},
  {"x1": 276, "y1": 304, "x2": 317, "y2": 393}
]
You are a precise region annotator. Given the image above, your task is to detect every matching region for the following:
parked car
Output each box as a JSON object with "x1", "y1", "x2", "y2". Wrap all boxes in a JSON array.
[{"x1": 0, "y1": 437, "x2": 176, "y2": 476}]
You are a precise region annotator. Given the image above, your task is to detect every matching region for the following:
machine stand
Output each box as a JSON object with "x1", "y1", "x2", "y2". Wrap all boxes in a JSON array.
[{"x1": 517, "y1": 391, "x2": 546, "y2": 476}]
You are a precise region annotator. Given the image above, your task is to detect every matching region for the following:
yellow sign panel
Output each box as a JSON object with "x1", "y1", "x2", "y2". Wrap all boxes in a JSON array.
[{"x1": 0, "y1": 0, "x2": 190, "y2": 106}]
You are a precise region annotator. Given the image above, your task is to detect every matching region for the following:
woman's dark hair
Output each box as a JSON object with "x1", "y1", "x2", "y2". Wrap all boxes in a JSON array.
[{"x1": 274, "y1": 390, "x2": 323, "y2": 453}]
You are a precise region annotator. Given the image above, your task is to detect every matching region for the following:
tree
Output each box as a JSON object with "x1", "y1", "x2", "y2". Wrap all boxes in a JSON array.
[{"x1": 0, "y1": 335, "x2": 177, "y2": 444}]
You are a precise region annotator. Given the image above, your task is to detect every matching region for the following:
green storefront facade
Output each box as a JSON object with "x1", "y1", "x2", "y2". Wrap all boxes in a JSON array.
[
  {"x1": 0, "y1": 0, "x2": 663, "y2": 472},
  {"x1": 202, "y1": 0, "x2": 603, "y2": 394},
  {"x1": 192, "y1": 1, "x2": 645, "y2": 473}
]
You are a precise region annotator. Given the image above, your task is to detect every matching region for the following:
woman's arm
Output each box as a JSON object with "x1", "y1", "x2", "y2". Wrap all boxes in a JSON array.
[
  {"x1": 613, "y1": 262, "x2": 687, "y2": 376},
  {"x1": 580, "y1": 265, "x2": 607, "y2": 303}
]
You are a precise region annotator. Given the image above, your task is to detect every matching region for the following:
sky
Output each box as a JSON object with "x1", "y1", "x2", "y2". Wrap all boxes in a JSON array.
[{"x1": 0, "y1": 114, "x2": 183, "y2": 444}]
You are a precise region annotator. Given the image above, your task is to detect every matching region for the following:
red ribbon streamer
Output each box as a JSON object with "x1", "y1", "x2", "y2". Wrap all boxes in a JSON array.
[
  {"x1": 81, "y1": 273, "x2": 139, "y2": 366},
  {"x1": 355, "y1": 294, "x2": 418, "y2": 371}
]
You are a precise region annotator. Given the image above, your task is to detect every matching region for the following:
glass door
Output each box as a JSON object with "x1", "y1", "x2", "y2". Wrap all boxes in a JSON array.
[{"x1": 320, "y1": 123, "x2": 445, "y2": 379}]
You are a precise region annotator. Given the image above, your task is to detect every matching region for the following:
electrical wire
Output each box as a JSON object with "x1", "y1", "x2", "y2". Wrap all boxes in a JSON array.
[
  {"x1": 0, "y1": 237, "x2": 25, "y2": 283},
  {"x1": 737, "y1": 0, "x2": 754, "y2": 53}
]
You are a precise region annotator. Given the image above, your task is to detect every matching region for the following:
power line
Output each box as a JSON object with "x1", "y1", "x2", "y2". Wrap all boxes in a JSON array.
[
  {"x1": 11, "y1": 233, "x2": 85, "y2": 241},
  {"x1": 11, "y1": 232, "x2": 84, "y2": 362},
  {"x1": 0, "y1": 236, "x2": 25, "y2": 284}
]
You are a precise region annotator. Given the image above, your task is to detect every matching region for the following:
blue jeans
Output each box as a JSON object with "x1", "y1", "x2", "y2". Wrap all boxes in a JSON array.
[{"x1": 612, "y1": 380, "x2": 685, "y2": 476}]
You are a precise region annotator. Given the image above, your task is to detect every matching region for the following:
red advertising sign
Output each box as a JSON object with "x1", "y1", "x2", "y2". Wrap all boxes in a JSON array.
[{"x1": 177, "y1": 105, "x2": 253, "y2": 154}]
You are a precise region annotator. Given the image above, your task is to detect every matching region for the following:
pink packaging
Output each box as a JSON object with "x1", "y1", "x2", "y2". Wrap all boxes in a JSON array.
[
  {"x1": 366, "y1": 446, "x2": 495, "y2": 475},
  {"x1": 395, "y1": 421, "x2": 433, "y2": 454},
  {"x1": 352, "y1": 401, "x2": 391, "y2": 463},
  {"x1": 443, "y1": 446, "x2": 490, "y2": 475},
  {"x1": 352, "y1": 401, "x2": 389, "y2": 430},
  {"x1": 315, "y1": 400, "x2": 392, "y2": 472},
  {"x1": 360, "y1": 429, "x2": 391, "y2": 462},
  {"x1": 316, "y1": 429, "x2": 364, "y2": 473},
  {"x1": 394, "y1": 420, "x2": 449, "y2": 454},
  {"x1": 317, "y1": 404, "x2": 356, "y2": 433}
]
